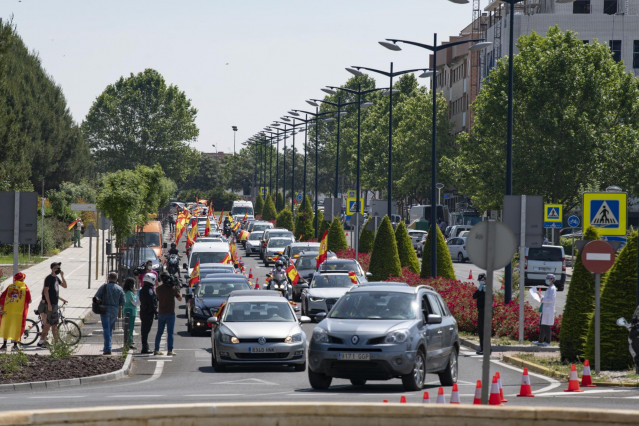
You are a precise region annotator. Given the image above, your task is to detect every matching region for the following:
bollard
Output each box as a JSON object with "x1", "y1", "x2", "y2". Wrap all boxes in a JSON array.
[{"x1": 123, "y1": 311, "x2": 131, "y2": 349}]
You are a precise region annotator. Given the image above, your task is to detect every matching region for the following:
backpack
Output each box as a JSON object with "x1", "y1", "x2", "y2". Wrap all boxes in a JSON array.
[{"x1": 92, "y1": 284, "x2": 107, "y2": 315}]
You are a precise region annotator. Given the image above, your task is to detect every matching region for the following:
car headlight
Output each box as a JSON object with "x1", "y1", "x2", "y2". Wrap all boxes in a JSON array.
[
  {"x1": 384, "y1": 329, "x2": 410, "y2": 344},
  {"x1": 220, "y1": 333, "x2": 240, "y2": 344},
  {"x1": 285, "y1": 333, "x2": 303, "y2": 343},
  {"x1": 309, "y1": 296, "x2": 325, "y2": 303},
  {"x1": 312, "y1": 328, "x2": 329, "y2": 343},
  {"x1": 193, "y1": 306, "x2": 203, "y2": 315}
]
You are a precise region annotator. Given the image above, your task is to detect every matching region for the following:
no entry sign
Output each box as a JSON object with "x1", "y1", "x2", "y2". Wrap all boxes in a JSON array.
[{"x1": 581, "y1": 240, "x2": 616, "y2": 274}]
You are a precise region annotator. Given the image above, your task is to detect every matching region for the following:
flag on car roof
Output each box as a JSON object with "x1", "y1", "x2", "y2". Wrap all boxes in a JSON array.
[
  {"x1": 221, "y1": 253, "x2": 232, "y2": 264},
  {"x1": 67, "y1": 219, "x2": 80, "y2": 231},
  {"x1": 286, "y1": 264, "x2": 300, "y2": 286},
  {"x1": 205, "y1": 217, "x2": 211, "y2": 236},
  {"x1": 316, "y1": 229, "x2": 329, "y2": 268},
  {"x1": 242, "y1": 213, "x2": 247, "y2": 222},
  {"x1": 217, "y1": 208, "x2": 225, "y2": 226},
  {"x1": 189, "y1": 259, "x2": 200, "y2": 287},
  {"x1": 348, "y1": 271, "x2": 358, "y2": 284}
]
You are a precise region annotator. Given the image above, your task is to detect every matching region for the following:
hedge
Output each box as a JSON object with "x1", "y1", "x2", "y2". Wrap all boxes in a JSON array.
[
  {"x1": 358, "y1": 217, "x2": 375, "y2": 253},
  {"x1": 254, "y1": 194, "x2": 264, "y2": 218},
  {"x1": 395, "y1": 221, "x2": 420, "y2": 274},
  {"x1": 420, "y1": 224, "x2": 456, "y2": 280},
  {"x1": 261, "y1": 196, "x2": 277, "y2": 221},
  {"x1": 368, "y1": 216, "x2": 402, "y2": 281},
  {"x1": 294, "y1": 195, "x2": 314, "y2": 241},
  {"x1": 275, "y1": 208, "x2": 294, "y2": 232},
  {"x1": 327, "y1": 218, "x2": 348, "y2": 252}
]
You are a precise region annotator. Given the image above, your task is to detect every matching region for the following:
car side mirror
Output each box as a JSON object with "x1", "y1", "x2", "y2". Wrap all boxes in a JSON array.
[
  {"x1": 426, "y1": 314, "x2": 442, "y2": 324},
  {"x1": 183, "y1": 263, "x2": 188, "y2": 270},
  {"x1": 299, "y1": 316, "x2": 312, "y2": 324},
  {"x1": 365, "y1": 272, "x2": 373, "y2": 278},
  {"x1": 315, "y1": 312, "x2": 327, "y2": 321},
  {"x1": 207, "y1": 316, "x2": 218, "y2": 326}
]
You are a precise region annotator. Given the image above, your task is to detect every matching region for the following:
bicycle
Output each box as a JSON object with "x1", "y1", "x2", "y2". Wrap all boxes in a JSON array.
[{"x1": 20, "y1": 302, "x2": 82, "y2": 346}]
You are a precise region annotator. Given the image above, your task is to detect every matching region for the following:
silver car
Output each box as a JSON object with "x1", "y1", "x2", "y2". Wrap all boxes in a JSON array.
[
  {"x1": 307, "y1": 284, "x2": 459, "y2": 391},
  {"x1": 263, "y1": 237, "x2": 294, "y2": 266},
  {"x1": 244, "y1": 231, "x2": 264, "y2": 256},
  {"x1": 208, "y1": 290, "x2": 310, "y2": 371},
  {"x1": 300, "y1": 271, "x2": 358, "y2": 319}
]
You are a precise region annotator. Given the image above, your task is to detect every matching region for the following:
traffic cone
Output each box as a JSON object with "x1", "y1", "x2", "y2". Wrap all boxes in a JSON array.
[
  {"x1": 248, "y1": 268, "x2": 253, "y2": 279},
  {"x1": 400, "y1": 395, "x2": 406, "y2": 404},
  {"x1": 436, "y1": 386, "x2": 446, "y2": 403},
  {"x1": 488, "y1": 375, "x2": 503, "y2": 406},
  {"x1": 255, "y1": 278, "x2": 260, "y2": 290},
  {"x1": 422, "y1": 391, "x2": 430, "y2": 403},
  {"x1": 468, "y1": 269, "x2": 473, "y2": 279},
  {"x1": 449, "y1": 383, "x2": 460, "y2": 404},
  {"x1": 581, "y1": 360, "x2": 596, "y2": 387},
  {"x1": 383, "y1": 400, "x2": 388, "y2": 403},
  {"x1": 564, "y1": 364, "x2": 584, "y2": 392},
  {"x1": 496, "y1": 371, "x2": 508, "y2": 402},
  {"x1": 473, "y1": 380, "x2": 482, "y2": 405},
  {"x1": 516, "y1": 368, "x2": 535, "y2": 397}
]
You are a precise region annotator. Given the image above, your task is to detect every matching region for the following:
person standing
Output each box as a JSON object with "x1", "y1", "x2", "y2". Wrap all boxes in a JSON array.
[
  {"x1": 154, "y1": 273, "x2": 182, "y2": 356},
  {"x1": 138, "y1": 260, "x2": 159, "y2": 289},
  {"x1": 74, "y1": 219, "x2": 84, "y2": 248},
  {"x1": 94, "y1": 272, "x2": 125, "y2": 355},
  {"x1": 139, "y1": 273, "x2": 157, "y2": 354},
  {"x1": 473, "y1": 273, "x2": 488, "y2": 355},
  {"x1": 37, "y1": 262, "x2": 68, "y2": 347},
  {"x1": 122, "y1": 278, "x2": 138, "y2": 349},
  {"x1": 0, "y1": 272, "x2": 32, "y2": 351},
  {"x1": 534, "y1": 273, "x2": 557, "y2": 346}
]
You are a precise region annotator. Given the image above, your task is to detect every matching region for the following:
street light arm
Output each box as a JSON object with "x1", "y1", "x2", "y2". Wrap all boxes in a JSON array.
[
  {"x1": 387, "y1": 37, "x2": 487, "y2": 52},
  {"x1": 327, "y1": 86, "x2": 388, "y2": 96},
  {"x1": 350, "y1": 66, "x2": 391, "y2": 77}
]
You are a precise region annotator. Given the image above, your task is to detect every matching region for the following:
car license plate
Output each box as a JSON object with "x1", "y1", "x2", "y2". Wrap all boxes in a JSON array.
[
  {"x1": 249, "y1": 347, "x2": 275, "y2": 353},
  {"x1": 539, "y1": 267, "x2": 552, "y2": 271},
  {"x1": 338, "y1": 352, "x2": 370, "y2": 361}
]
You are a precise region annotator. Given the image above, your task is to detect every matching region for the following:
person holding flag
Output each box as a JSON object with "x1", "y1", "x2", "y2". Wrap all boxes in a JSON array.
[
  {"x1": 189, "y1": 259, "x2": 200, "y2": 287},
  {"x1": 69, "y1": 218, "x2": 83, "y2": 248},
  {"x1": 286, "y1": 263, "x2": 300, "y2": 286},
  {"x1": 0, "y1": 272, "x2": 32, "y2": 351},
  {"x1": 316, "y1": 229, "x2": 329, "y2": 268}
]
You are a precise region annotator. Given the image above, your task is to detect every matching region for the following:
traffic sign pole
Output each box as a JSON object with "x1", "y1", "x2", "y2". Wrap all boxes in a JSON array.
[
  {"x1": 519, "y1": 196, "x2": 526, "y2": 345},
  {"x1": 595, "y1": 273, "x2": 601, "y2": 374}
]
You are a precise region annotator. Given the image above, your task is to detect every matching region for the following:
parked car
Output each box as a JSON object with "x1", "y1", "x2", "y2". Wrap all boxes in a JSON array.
[
  {"x1": 447, "y1": 225, "x2": 472, "y2": 239},
  {"x1": 208, "y1": 290, "x2": 310, "y2": 371},
  {"x1": 300, "y1": 271, "x2": 358, "y2": 320},
  {"x1": 524, "y1": 245, "x2": 566, "y2": 291},
  {"x1": 307, "y1": 284, "x2": 459, "y2": 391},
  {"x1": 446, "y1": 237, "x2": 468, "y2": 263}
]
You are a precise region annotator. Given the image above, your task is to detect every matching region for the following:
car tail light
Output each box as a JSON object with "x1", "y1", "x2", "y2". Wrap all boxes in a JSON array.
[
  {"x1": 524, "y1": 256, "x2": 528, "y2": 270},
  {"x1": 562, "y1": 256, "x2": 566, "y2": 272}
]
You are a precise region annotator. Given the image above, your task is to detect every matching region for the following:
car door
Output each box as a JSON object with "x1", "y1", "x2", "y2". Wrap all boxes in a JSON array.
[
  {"x1": 447, "y1": 238, "x2": 459, "y2": 259},
  {"x1": 429, "y1": 293, "x2": 455, "y2": 364},
  {"x1": 421, "y1": 293, "x2": 443, "y2": 371}
]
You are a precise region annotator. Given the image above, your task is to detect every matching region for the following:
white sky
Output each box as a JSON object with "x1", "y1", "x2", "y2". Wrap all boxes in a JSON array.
[{"x1": 1, "y1": 0, "x2": 474, "y2": 154}]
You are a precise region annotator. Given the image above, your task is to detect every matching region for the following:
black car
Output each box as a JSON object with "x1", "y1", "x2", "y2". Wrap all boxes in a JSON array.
[{"x1": 187, "y1": 274, "x2": 252, "y2": 335}]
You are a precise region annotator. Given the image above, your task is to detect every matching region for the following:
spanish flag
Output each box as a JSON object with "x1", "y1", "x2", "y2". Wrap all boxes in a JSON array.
[
  {"x1": 348, "y1": 271, "x2": 358, "y2": 284},
  {"x1": 217, "y1": 209, "x2": 225, "y2": 226},
  {"x1": 205, "y1": 217, "x2": 211, "y2": 236},
  {"x1": 67, "y1": 219, "x2": 80, "y2": 231},
  {"x1": 230, "y1": 240, "x2": 237, "y2": 263},
  {"x1": 232, "y1": 221, "x2": 241, "y2": 232},
  {"x1": 238, "y1": 230, "x2": 250, "y2": 241},
  {"x1": 286, "y1": 264, "x2": 300, "y2": 286},
  {"x1": 316, "y1": 229, "x2": 329, "y2": 268},
  {"x1": 221, "y1": 253, "x2": 232, "y2": 264},
  {"x1": 176, "y1": 225, "x2": 185, "y2": 244},
  {"x1": 189, "y1": 259, "x2": 200, "y2": 287},
  {"x1": 242, "y1": 213, "x2": 247, "y2": 222}
]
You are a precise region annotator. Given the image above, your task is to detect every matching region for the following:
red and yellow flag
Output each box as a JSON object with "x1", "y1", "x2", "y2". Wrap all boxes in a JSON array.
[
  {"x1": 189, "y1": 259, "x2": 200, "y2": 287},
  {"x1": 316, "y1": 229, "x2": 329, "y2": 268},
  {"x1": 238, "y1": 230, "x2": 249, "y2": 241},
  {"x1": 232, "y1": 221, "x2": 241, "y2": 232},
  {"x1": 217, "y1": 208, "x2": 225, "y2": 227},
  {"x1": 205, "y1": 217, "x2": 211, "y2": 236},
  {"x1": 348, "y1": 271, "x2": 358, "y2": 284},
  {"x1": 208, "y1": 202, "x2": 214, "y2": 217},
  {"x1": 230, "y1": 240, "x2": 237, "y2": 263},
  {"x1": 176, "y1": 225, "x2": 185, "y2": 244},
  {"x1": 242, "y1": 213, "x2": 247, "y2": 222},
  {"x1": 67, "y1": 219, "x2": 80, "y2": 231},
  {"x1": 221, "y1": 253, "x2": 232, "y2": 264},
  {"x1": 286, "y1": 264, "x2": 300, "y2": 286}
]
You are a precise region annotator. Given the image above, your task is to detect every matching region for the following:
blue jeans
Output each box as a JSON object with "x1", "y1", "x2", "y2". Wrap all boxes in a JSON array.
[
  {"x1": 100, "y1": 306, "x2": 119, "y2": 353},
  {"x1": 154, "y1": 313, "x2": 175, "y2": 352}
]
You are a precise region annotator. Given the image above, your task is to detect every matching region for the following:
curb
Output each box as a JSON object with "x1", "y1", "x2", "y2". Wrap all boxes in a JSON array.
[
  {"x1": 0, "y1": 352, "x2": 133, "y2": 393},
  {"x1": 502, "y1": 354, "x2": 639, "y2": 388},
  {"x1": 460, "y1": 337, "x2": 559, "y2": 353}
]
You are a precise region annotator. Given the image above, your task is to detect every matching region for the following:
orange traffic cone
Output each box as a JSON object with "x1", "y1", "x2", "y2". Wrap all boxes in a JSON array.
[
  {"x1": 516, "y1": 368, "x2": 535, "y2": 397},
  {"x1": 473, "y1": 380, "x2": 482, "y2": 405},
  {"x1": 248, "y1": 268, "x2": 253, "y2": 279},
  {"x1": 436, "y1": 386, "x2": 446, "y2": 403},
  {"x1": 468, "y1": 269, "x2": 473, "y2": 279},
  {"x1": 400, "y1": 395, "x2": 407, "y2": 404},
  {"x1": 422, "y1": 391, "x2": 430, "y2": 403},
  {"x1": 489, "y1": 375, "x2": 503, "y2": 406},
  {"x1": 450, "y1": 383, "x2": 461, "y2": 404},
  {"x1": 564, "y1": 364, "x2": 584, "y2": 392},
  {"x1": 255, "y1": 278, "x2": 260, "y2": 290},
  {"x1": 581, "y1": 360, "x2": 596, "y2": 387},
  {"x1": 383, "y1": 400, "x2": 388, "y2": 403},
  {"x1": 496, "y1": 371, "x2": 508, "y2": 403}
]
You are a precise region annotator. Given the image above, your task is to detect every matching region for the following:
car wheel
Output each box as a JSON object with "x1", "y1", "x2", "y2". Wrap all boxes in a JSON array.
[
  {"x1": 350, "y1": 378, "x2": 366, "y2": 386},
  {"x1": 457, "y1": 252, "x2": 464, "y2": 263},
  {"x1": 438, "y1": 347, "x2": 458, "y2": 386},
  {"x1": 401, "y1": 350, "x2": 425, "y2": 391},
  {"x1": 294, "y1": 362, "x2": 306, "y2": 372},
  {"x1": 308, "y1": 368, "x2": 332, "y2": 390}
]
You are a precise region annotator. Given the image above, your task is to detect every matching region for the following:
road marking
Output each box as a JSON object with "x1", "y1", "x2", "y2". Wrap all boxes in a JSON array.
[
  {"x1": 490, "y1": 359, "x2": 562, "y2": 395},
  {"x1": 183, "y1": 394, "x2": 243, "y2": 397},
  {"x1": 29, "y1": 395, "x2": 85, "y2": 399},
  {"x1": 106, "y1": 394, "x2": 163, "y2": 398},
  {"x1": 216, "y1": 378, "x2": 279, "y2": 386},
  {"x1": 537, "y1": 389, "x2": 631, "y2": 397}
]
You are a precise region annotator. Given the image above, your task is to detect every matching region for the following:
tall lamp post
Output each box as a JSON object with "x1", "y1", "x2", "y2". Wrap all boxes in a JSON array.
[
  {"x1": 275, "y1": 118, "x2": 306, "y2": 211},
  {"x1": 288, "y1": 111, "x2": 314, "y2": 201},
  {"x1": 346, "y1": 63, "x2": 431, "y2": 218},
  {"x1": 232, "y1": 126, "x2": 238, "y2": 155}
]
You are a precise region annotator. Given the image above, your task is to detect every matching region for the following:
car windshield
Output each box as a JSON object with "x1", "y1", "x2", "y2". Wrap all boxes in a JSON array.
[
  {"x1": 330, "y1": 292, "x2": 417, "y2": 320},
  {"x1": 320, "y1": 261, "x2": 360, "y2": 275},
  {"x1": 125, "y1": 232, "x2": 160, "y2": 247},
  {"x1": 267, "y1": 231, "x2": 291, "y2": 239},
  {"x1": 528, "y1": 247, "x2": 563, "y2": 261},
  {"x1": 290, "y1": 245, "x2": 319, "y2": 256},
  {"x1": 252, "y1": 223, "x2": 272, "y2": 232},
  {"x1": 311, "y1": 274, "x2": 354, "y2": 288},
  {"x1": 190, "y1": 252, "x2": 230, "y2": 267},
  {"x1": 122, "y1": 248, "x2": 157, "y2": 264},
  {"x1": 224, "y1": 301, "x2": 295, "y2": 322},
  {"x1": 297, "y1": 256, "x2": 318, "y2": 269},
  {"x1": 268, "y1": 238, "x2": 292, "y2": 248},
  {"x1": 197, "y1": 281, "x2": 249, "y2": 298},
  {"x1": 231, "y1": 207, "x2": 254, "y2": 215},
  {"x1": 249, "y1": 232, "x2": 264, "y2": 241}
]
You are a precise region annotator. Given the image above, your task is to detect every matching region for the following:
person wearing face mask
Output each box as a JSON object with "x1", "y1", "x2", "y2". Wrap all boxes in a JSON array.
[
  {"x1": 36, "y1": 262, "x2": 68, "y2": 347},
  {"x1": 138, "y1": 260, "x2": 159, "y2": 289},
  {"x1": 473, "y1": 273, "x2": 488, "y2": 355},
  {"x1": 534, "y1": 274, "x2": 557, "y2": 346}
]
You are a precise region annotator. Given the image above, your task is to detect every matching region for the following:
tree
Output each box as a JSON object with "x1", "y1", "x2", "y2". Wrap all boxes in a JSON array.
[
  {"x1": 97, "y1": 169, "x2": 145, "y2": 245},
  {"x1": 294, "y1": 196, "x2": 314, "y2": 241},
  {"x1": 319, "y1": 220, "x2": 331, "y2": 242},
  {"x1": 47, "y1": 181, "x2": 97, "y2": 222},
  {"x1": 358, "y1": 218, "x2": 375, "y2": 253},
  {"x1": 276, "y1": 192, "x2": 284, "y2": 212},
  {"x1": 368, "y1": 216, "x2": 402, "y2": 281},
  {"x1": 442, "y1": 27, "x2": 639, "y2": 211},
  {"x1": 559, "y1": 226, "x2": 598, "y2": 362},
  {"x1": 313, "y1": 209, "x2": 324, "y2": 240},
  {"x1": 255, "y1": 194, "x2": 264, "y2": 218},
  {"x1": 395, "y1": 222, "x2": 420, "y2": 274},
  {"x1": 275, "y1": 208, "x2": 294, "y2": 232},
  {"x1": 262, "y1": 196, "x2": 277, "y2": 221},
  {"x1": 179, "y1": 154, "x2": 225, "y2": 195},
  {"x1": 327, "y1": 218, "x2": 348, "y2": 252},
  {"x1": 420, "y1": 224, "x2": 455, "y2": 280},
  {"x1": 585, "y1": 232, "x2": 638, "y2": 370},
  {"x1": 83, "y1": 68, "x2": 199, "y2": 184}
]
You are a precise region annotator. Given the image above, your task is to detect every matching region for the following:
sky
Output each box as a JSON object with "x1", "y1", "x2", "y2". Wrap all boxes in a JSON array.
[{"x1": 1, "y1": 0, "x2": 474, "y2": 154}]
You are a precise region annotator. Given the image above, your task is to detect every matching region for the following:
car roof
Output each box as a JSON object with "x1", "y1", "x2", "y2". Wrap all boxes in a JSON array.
[
  {"x1": 358, "y1": 281, "x2": 410, "y2": 287},
  {"x1": 289, "y1": 242, "x2": 319, "y2": 247},
  {"x1": 322, "y1": 259, "x2": 357, "y2": 264},
  {"x1": 348, "y1": 284, "x2": 415, "y2": 293},
  {"x1": 200, "y1": 274, "x2": 247, "y2": 282},
  {"x1": 228, "y1": 290, "x2": 282, "y2": 298},
  {"x1": 266, "y1": 228, "x2": 292, "y2": 233},
  {"x1": 190, "y1": 241, "x2": 230, "y2": 251},
  {"x1": 314, "y1": 270, "x2": 352, "y2": 276}
]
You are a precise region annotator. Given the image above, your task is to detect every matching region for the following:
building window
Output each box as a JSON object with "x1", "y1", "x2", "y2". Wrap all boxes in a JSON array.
[
  {"x1": 603, "y1": 0, "x2": 617, "y2": 14},
  {"x1": 634, "y1": 41, "x2": 639, "y2": 69},
  {"x1": 609, "y1": 40, "x2": 622, "y2": 62},
  {"x1": 573, "y1": 0, "x2": 590, "y2": 13}
]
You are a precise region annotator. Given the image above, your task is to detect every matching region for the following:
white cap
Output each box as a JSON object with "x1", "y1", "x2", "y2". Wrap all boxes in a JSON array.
[{"x1": 143, "y1": 272, "x2": 157, "y2": 285}]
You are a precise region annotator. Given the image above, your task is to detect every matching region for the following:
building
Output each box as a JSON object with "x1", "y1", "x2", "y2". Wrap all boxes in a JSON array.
[{"x1": 433, "y1": 0, "x2": 639, "y2": 134}]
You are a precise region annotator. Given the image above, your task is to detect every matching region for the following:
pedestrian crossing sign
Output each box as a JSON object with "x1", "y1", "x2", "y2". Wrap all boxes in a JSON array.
[
  {"x1": 544, "y1": 204, "x2": 562, "y2": 223},
  {"x1": 583, "y1": 192, "x2": 627, "y2": 236},
  {"x1": 260, "y1": 187, "x2": 269, "y2": 198},
  {"x1": 346, "y1": 198, "x2": 364, "y2": 215}
]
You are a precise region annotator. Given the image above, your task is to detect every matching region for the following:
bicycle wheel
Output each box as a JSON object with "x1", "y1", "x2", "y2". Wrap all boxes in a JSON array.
[
  {"x1": 19, "y1": 319, "x2": 40, "y2": 346},
  {"x1": 58, "y1": 320, "x2": 81, "y2": 346}
]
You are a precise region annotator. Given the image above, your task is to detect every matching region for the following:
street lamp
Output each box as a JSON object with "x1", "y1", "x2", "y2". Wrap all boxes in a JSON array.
[
  {"x1": 436, "y1": 183, "x2": 445, "y2": 205},
  {"x1": 347, "y1": 63, "x2": 431, "y2": 218},
  {"x1": 282, "y1": 117, "x2": 308, "y2": 211},
  {"x1": 232, "y1": 126, "x2": 238, "y2": 155},
  {"x1": 271, "y1": 121, "x2": 297, "y2": 209}
]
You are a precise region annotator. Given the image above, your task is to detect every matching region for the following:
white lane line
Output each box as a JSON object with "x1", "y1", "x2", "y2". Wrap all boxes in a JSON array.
[
  {"x1": 134, "y1": 360, "x2": 164, "y2": 385},
  {"x1": 183, "y1": 394, "x2": 243, "y2": 397},
  {"x1": 538, "y1": 389, "x2": 631, "y2": 397},
  {"x1": 491, "y1": 359, "x2": 562, "y2": 395},
  {"x1": 29, "y1": 395, "x2": 85, "y2": 399},
  {"x1": 106, "y1": 394, "x2": 163, "y2": 398}
]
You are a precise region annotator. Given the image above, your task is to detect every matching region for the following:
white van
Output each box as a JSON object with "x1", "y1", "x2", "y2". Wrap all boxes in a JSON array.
[
  {"x1": 231, "y1": 200, "x2": 254, "y2": 221},
  {"x1": 524, "y1": 245, "x2": 566, "y2": 291},
  {"x1": 184, "y1": 241, "x2": 231, "y2": 277}
]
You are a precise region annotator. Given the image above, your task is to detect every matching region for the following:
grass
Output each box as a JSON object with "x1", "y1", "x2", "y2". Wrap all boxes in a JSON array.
[
  {"x1": 459, "y1": 331, "x2": 545, "y2": 347},
  {"x1": 0, "y1": 351, "x2": 28, "y2": 378},
  {"x1": 0, "y1": 254, "x2": 47, "y2": 265}
]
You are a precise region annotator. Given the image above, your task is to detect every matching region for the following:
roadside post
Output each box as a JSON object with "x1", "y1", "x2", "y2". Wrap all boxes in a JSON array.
[
  {"x1": 581, "y1": 240, "x2": 616, "y2": 374},
  {"x1": 85, "y1": 223, "x2": 99, "y2": 289},
  {"x1": 467, "y1": 221, "x2": 517, "y2": 404}
]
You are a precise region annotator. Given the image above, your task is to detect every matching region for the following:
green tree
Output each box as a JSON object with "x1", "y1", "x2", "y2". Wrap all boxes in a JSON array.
[
  {"x1": 97, "y1": 169, "x2": 145, "y2": 245},
  {"x1": 294, "y1": 196, "x2": 314, "y2": 241},
  {"x1": 368, "y1": 216, "x2": 402, "y2": 281},
  {"x1": 585, "y1": 232, "x2": 638, "y2": 370},
  {"x1": 262, "y1": 196, "x2": 277, "y2": 221},
  {"x1": 47, "y1": 181, "x2": 97, "y2": 222},
  {"x1": 255, "y1": 194, "x2": 264, "y2": 218},
  {"x1": 276, "y1": 192, "x2": 284, "y2": 212},
  {"x1": 442, "y1": 27, "x2": 639, "y2": 211},
  {"x1": 327, "y1": 218, "x2": 348, "y2": 252},
  {"x1": 313, "y1": 209, "x2": 324, "y2": 240},
  {"x1": 179, "y1": 154, "x2": 225, "y2": 194},
  {"x1": 420, "y1": 224, "x2": 455, "y2": 279},
  {"x1": 319, "y1": 220, "x2": 331, "y2": 241},
  {"x1": 83, "y1": 68, "x2": 199, "y2": 184},
  {"x1": 275, "y1": 208, "x2": 294, "y2": 232},
  {"x1": 559, "y1": 226, "x2": 598, "y2": 362},
  {"x1": 358, "y1": 218, "x2": 375, "y2": 253},
  {"x1": 395, "y1": 222, "x2": 420, "y2": 274}
]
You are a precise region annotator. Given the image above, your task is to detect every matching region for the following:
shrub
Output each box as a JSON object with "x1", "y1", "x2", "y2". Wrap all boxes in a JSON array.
[
  {"x1": 395, "y1": 222, "x2": 420, "y2": 274},
  {"x1": 319, "y1": 220, "x2": 331, "y2": 241},
  {"x1": 358, "y1": 217, "x2": 375, "y2": 253},
  {"x1": 276, "y1": 192, "x2": 284, "y2": 212},
  {"x1": 420, "y1": 224, "x2": 456, "y2": 280},
  {"x1": 368, "y1": 216, "x2": 402, "y2": 281},
  {"x1": 311, "y1": 209, "x2": 324, "y2": 240},
  {"x1": 261, "y1": 196, "x2": 277, "y2": 221},
  {"x1": 294, "y1": 196, "x2": 314, "y2": 241},
  {"x1": 275, "y1": 208, "x2": 294, "y2": 232},
  {"x1": 585, "y1": 232, "x2": 638, "y2": 370},
  {"x1": 254, "y1": 194, "x2": 264, "y2": 218},
  {"x1": 559, "y1": 237, "x2": 574, "y2": 256},
  {"x1": 327, "y1": 218, "x2": 348, "y2": 252},
  {"x1": 559, "y1": 226, "x2": 598, "y2": 362}
]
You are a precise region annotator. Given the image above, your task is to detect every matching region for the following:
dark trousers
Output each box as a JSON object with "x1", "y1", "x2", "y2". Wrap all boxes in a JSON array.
[
  {"x1": 140, "y1": 312, "x2": 155, "y2": 351},
  {"x1": 539, "y1": 324, "x2": 552, "y2": 344},
  {"x1": 477, "y1": 309, "x2": 485, "y2": 349}
]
